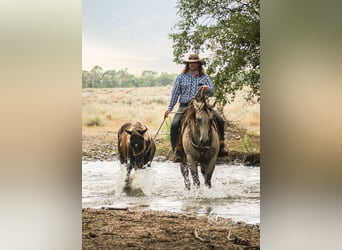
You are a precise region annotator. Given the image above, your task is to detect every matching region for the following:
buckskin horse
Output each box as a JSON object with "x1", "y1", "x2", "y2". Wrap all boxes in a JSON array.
[
  {"x1": 179, "y1": 87, "x2": 220, "y2": 189},
  {"x1": 118, "y1": 122, "x2": 156, "y2": 185}
]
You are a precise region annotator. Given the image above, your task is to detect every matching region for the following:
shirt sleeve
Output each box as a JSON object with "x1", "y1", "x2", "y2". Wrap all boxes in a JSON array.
[{"x1": 167, "y1": 75, "x2": 182, "y2": 111}]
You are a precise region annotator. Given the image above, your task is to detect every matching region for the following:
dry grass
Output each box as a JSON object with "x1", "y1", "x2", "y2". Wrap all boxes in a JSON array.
[
  {"x1": 82, "y1": 86, "x2": 260, "y2": 154},
  {"x1": 83, "y1": 87, "x2": 169, "y2": 129}
]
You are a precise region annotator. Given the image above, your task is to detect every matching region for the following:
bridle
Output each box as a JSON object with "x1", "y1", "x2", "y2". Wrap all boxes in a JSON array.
[
  {"x1": 129, "y1": 132, "x2": 146, "y2": 157},
  {"x1": 129, "y1": 131, "x2": 153, "y2": 160},
  {"x1": 188, "y1": 105, "x2": 217, "y2": 152}
]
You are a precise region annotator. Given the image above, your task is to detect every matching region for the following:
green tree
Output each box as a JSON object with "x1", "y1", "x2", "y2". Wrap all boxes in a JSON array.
[
  {"x1": 82, "y1": 70, "x2": 91, "y2": 88},
  {"x1": 90, "y1": 65, "x2": 104, "y2": 88},
  {"x1": 115, "y1": 68, "x2": 136, "y2": 87},
  {"x1": 139, "y1": 70, "x2": 158, "y2": 87},
  {"x1": 103, "y1": 70, "x2": 118, "y2": 87},
  {"x1": 157, "y1": 72, "x2": 177, "y2": 86},
  {"x1": 170, "y1": 0, "x2": 260, "y2": 105}
]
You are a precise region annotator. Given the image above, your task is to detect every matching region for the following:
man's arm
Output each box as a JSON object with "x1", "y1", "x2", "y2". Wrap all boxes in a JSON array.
[
  {"x1": 200, "y1": 75, "x2": 214, "y2": 96},
  {"x1": 166, "y1": 75, "x2": 181, "y2": 112}
]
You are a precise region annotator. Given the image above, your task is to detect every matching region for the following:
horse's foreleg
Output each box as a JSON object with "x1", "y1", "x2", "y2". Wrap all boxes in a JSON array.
[
  {"x1": 204, "y1": 161, "x2": 216, "y2": 188},
  {"x1": 123, "y1": 162, "x2": 133, "y2": 193},
  {"x1": 125, "y1": 162, "x2": 133, "y2": 183},
  {"x1": 180, "y1": 162, "x2": 191, "y2": 190},
  {"x1": 145, "y1": 144, "x2": 155, "y2": 168},
  {"x1": 205, "y1": 174, "x2": 212, "y2": 188},
  {"x1": 189, "y1": 162, "x2": 200, "y2": 188}
]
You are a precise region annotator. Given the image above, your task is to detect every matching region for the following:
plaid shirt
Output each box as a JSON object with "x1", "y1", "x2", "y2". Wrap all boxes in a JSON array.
[{"x1": 167, "y1": 71, "x2": 215, "y2": 111}]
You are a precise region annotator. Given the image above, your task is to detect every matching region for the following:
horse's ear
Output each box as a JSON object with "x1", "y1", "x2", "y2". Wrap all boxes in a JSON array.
[
  {"x1": 193, "y1": 99, "x2": 200, "y2": 109},
  {"x1": 193, "y1": 99, "x2": 204, "y2": 111},
  {"x1": 125, "y1": 129, "x2": 132, "y2": 135}
]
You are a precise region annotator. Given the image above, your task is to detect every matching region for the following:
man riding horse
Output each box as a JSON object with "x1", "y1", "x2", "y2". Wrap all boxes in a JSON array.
[{"x1": 164, "y1": 54, "x2": 228, "y2": 162}]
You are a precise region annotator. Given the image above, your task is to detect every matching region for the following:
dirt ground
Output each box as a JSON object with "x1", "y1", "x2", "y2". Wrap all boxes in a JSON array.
[{"x1": 82, "y1": 208, "x2": 260, "y2": 250}]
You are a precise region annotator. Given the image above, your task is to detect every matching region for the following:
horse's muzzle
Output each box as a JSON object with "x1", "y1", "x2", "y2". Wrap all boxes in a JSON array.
[{"x1": 199, "y1": 136, "x2": 209, "y2": 146}]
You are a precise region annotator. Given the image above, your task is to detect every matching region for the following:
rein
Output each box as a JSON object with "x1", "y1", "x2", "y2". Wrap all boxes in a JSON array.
[{"x1": 191, "y1": 140, "x2": 210, "y2": 150}]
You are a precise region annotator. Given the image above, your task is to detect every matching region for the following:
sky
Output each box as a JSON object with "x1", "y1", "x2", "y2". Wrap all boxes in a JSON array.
[{"x1": 82, "y1": 0, "x2": 182, "y2": 75}]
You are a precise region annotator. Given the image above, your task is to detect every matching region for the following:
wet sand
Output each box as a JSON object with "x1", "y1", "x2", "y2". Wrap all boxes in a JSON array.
[{"x1": 82, "y1": 208, "x2": 260, "y2": 249}]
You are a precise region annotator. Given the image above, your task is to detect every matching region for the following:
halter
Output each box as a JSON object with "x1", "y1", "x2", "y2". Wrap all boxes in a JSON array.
[
  {"x1": 129, "y1": 132, "x2": 154, "y2": 161},
  {"x1": 189, "y1": 111, "x2": 214, "y2": 151},
  {"x1": 186, "y1": 104, "x2": 217, "y2": 153},
  {"x1": 129, "y1": 131, "x2": 146, "y2": 157}
]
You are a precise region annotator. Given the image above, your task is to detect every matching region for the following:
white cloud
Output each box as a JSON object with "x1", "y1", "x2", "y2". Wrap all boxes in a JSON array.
[{"x1": 82, "y1": 0, "x2": 180, "y2": 74}]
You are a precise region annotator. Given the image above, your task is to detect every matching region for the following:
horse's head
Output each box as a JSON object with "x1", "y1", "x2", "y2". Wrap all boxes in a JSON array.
[
  {"x1": 193, "y1": 99, "x2": 214, "y2": 147},
  {"x1": 125, "y1": 124, "x2": 148, "y2": 168}
]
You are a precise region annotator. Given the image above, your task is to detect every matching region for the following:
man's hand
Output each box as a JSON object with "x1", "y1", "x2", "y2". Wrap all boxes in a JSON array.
[{"x1": 164, "y1": 110, "x2": 171, "y2": 119}]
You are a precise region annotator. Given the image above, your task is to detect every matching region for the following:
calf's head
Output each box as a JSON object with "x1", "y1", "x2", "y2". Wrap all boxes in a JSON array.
[{"x1": 125, "y1": 127, "x2": 147, "y2": 168}]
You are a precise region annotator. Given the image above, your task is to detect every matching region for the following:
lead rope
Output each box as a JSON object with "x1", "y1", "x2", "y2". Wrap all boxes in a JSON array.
[
  {"x1": 152, "y1": 117, "x2": 166, "y2": 141},
  {"x1": 142, "y1": 117, "x2": 167, "y2": 167}
]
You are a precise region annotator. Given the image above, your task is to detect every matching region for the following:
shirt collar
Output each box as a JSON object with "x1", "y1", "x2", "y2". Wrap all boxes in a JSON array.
[{"x1": 186, "y1": 71, "x2": 199, "y2": 77}]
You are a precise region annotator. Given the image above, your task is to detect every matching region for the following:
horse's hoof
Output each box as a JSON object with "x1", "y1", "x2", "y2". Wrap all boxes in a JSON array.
[
  {"x1": 123, "y1": 184, "x2": 132, "y2": 194},
  {"x1": 218, "y1": 148, "x2": 229, "y2": 157},
  {"x1": 129, "y1": 188, "x2": 145, "y2": 196},
  {"x1": 185, "y1": 182, "x2": 191, "y2": 190},
  {"x1": 172, "y1": 155, "x2": 183, "y2": 163}
]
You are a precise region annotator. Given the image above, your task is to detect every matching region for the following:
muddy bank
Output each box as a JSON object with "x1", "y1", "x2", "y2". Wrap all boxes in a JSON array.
[
  {"x1": 83, "y1": 208, "x2": 260, "y2": 250},
  {"x1": 82, "y1": 132, "x2": 260, "y2": 166}
]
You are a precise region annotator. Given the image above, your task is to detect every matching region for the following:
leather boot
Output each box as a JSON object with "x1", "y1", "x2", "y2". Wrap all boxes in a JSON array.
[
  {"x1": 172, "y1": 151, "x2": 183, "y2": 163},
  {"x1": 218, "y1": 141, "x2": 229, "y2": 157},
  {"x1": 172, "y1": 145, "x2": 183, "y2": 163}
]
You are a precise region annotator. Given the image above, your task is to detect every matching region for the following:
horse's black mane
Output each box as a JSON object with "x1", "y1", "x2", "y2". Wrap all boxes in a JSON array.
[
  {"x1": 183, "y1": 99, "x2": 213, "y2": 122},
  {"x1": 182, "y1": 86, "x2": 215, "y2": 129}
]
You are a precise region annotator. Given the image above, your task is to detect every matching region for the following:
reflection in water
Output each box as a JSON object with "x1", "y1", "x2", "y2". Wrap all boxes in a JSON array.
[{"x1": 82, "y1": 160, "x2": 260, "y2": 224}]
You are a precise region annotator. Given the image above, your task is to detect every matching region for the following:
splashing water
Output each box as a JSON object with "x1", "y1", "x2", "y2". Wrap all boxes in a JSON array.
[{"x1": 82, "y1": 160, "x2": 260, "y2": 224}]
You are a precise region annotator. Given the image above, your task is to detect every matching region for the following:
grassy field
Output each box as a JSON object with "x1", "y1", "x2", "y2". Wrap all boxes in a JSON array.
[{"x1": 82, "y1": 86, "x2": 260, "y2": 160}]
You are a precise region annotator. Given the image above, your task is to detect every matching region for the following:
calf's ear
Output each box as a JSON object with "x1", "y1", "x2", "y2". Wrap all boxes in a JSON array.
[{"x1": 139, "y1": 128, "x2": 148, "y2": 135}]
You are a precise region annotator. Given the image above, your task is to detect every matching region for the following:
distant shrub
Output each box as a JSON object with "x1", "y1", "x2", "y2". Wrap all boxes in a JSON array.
[
  {"x1": 142, "y1": 98, "x2": 167, "y2": 105},
  {"x1": 154, "y1": 98, "x2": 167, "y2": 105},
  {"x1": 85, "y1": 116, "x2": 104, "y2": 127}
]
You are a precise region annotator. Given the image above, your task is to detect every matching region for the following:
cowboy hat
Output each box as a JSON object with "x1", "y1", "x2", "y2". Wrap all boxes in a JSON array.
[{"x1": 182, "y1": 54, "x2": 205, "y2": 64}]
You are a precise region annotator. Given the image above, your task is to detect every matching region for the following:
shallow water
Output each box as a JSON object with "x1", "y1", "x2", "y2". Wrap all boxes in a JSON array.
[{"x1": 82, "y1": 160, "x2": 260, "y2": 224}]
